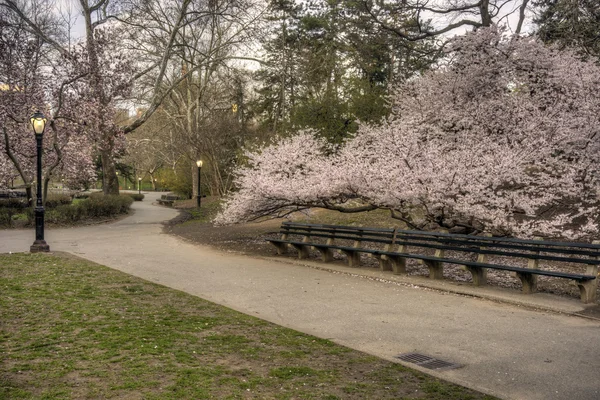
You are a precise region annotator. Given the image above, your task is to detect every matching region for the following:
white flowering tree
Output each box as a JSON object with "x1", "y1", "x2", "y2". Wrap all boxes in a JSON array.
[
  {"x1": 0, "y1": 15, "x2": 99, "y2": 200},
  {"x1": 217, "y1": 27, "x2": 600, "y2": 239}
]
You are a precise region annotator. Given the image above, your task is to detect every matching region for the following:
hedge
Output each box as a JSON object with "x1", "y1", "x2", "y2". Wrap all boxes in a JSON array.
[{"x1": 0, "y1": 194, "x2": 134, "y2": 227}]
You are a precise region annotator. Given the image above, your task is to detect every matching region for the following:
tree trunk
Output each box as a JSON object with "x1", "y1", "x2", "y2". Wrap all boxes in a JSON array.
[
  {"x1": 480, "y1": 0, "x2": 492, "y2": 27},
  {"x1": 101, "y1": 150, "x2": 119, "y2": 195},
  {"x1": 26, "y1": 186, "x2": 33, "y2": 207}
]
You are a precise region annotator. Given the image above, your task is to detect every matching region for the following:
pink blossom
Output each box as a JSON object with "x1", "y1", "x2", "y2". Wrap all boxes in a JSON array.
[{"x1": 217, "y1": 27, "x2": 600, "y2": 239}]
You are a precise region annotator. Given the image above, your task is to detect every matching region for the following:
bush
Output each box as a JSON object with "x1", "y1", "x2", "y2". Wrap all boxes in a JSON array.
[
  {"x1": 44, "y1": 193, "x2": 72, "y2": 209},
  {"x1": 124, "y1": 193, "x2": 144, "y2": 201},
  {"x1": 46, "y1": 204, "x2": 84, "y2": 224},
  {"x1": 32, "y1": 194, "x2": 133, "y2": 225},
  {"x1": 80, "y1": 194, "x2": 133, "y2": 218},
  {"x1": 0, "y1": 208, "x2": 15, "y2": 227},
  {"x1": 73, "y1": 192, "x2": 90, "y2": 199},
  {"x1": 0, "y1": 198, "x2": 29, "y2": 210}
]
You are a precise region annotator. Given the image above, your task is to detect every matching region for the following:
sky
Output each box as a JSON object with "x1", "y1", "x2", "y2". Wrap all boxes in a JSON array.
[{"x1": 59, "y1": 0, "x2": 535, "y2": 43}]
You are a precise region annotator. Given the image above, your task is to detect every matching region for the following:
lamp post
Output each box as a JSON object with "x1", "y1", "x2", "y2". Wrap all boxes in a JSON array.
[
  {"x1": 138, "y1": 177, "x2": 142, "y2": 194},
  {"x1": 116, "y1": 171, "x2": 119, "y2": 189},
  {"x1": 196, "y1": 160, "x2": 202, "y2": 208},
  {"x1": 30, "y1": 111, "x2": 50, "y2": 253}
]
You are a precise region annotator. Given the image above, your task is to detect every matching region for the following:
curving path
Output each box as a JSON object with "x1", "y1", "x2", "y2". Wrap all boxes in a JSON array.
[{"x1": 1, "y1": 192, "x2": 599, "y2": 400}]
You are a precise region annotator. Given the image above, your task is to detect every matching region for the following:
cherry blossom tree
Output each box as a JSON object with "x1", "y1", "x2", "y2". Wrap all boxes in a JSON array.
[
  {"x1": 217, "y1": 26, "x2": 600, "y2": 239},
  {"x1": 0, "y1": 11, "x2": 97, "y2": 201}
]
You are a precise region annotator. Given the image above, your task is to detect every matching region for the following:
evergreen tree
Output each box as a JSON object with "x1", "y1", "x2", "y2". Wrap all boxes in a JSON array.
[
  {"x1": 534, "y1": 0, "x2": 600, "y2": 61},
  {"x1": 252, "y1": 0, "x2": 439, "y2": 143}
]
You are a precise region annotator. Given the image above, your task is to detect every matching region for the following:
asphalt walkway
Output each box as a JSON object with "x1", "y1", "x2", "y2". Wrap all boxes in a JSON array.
[{"x1": 1, "y1": 192, "x2": 599, "y2": 400}]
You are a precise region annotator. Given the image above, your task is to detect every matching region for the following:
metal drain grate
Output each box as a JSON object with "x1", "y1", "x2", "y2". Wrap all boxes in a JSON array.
[{"x1": 396, "y1": 353, "x2": 462, "y2": 371}]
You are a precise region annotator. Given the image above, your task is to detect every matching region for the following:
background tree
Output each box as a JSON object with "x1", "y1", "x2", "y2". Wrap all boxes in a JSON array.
[
  {"x1": 252, "y1": 0, "x2": 438, "y2": 143},
  {"x1": 2, "y1": 0, "x2": 265, "y2": 195},
  {"x1": 533, "y1": 0, "x2": 600, "y2": 61}
]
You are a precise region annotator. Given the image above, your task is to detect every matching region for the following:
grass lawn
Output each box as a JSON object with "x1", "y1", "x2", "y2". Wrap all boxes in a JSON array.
[{"x1": 0, "y1": 253, "x2": 496, "y2": 400}]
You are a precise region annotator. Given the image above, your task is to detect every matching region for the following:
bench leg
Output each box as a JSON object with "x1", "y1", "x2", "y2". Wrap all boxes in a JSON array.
[
  {"x1": 576, "y1": 279, "x2": 598, "y2": 304},
  {"x1": 423, "y1": 260, "x2": 443, "y2": 279},
  {"x1": 269, "y1": 242, "x2": 288, "y2": 255},
  {"x1": 374, "y1": 255, "x2": 393, "y2": 271},
  {"x1": 516, "y1": 272, "x2": 537, "y2": 294},
  {"x1": 314, "y1": 247, "x2": 333, "y2": 262},
  {"x1": 465, "y1": 266, "x2": 487, "y2": 286},
  {"x1": 341, "y1": 250, "x2": 361, "y2": 267},
  {"x1": 387, "y1": 255, "x2": 407, "y2": 275},
  {"x1": 291, "y1": 244, "x2": 310, "y2": 259}
]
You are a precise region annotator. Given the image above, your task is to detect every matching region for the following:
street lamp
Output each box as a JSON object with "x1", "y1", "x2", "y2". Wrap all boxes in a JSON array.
[
  {"x1": 30, "y1": 111, "x2": 50, "y2": 253},
  {"x1": 116, "y1": 171, "x2": 119, "y2": 189},
  {"x1": 196, "y1": 160, "x2": 202, "y2": 208},
  {"x1": 138, "y1": 177, "x2": 142, "y2": 194}
]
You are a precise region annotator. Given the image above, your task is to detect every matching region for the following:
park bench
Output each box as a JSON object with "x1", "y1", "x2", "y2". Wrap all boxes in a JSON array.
[
  {"x1": 157, "y1": 194, "x2": 180, "y2": 206},
  {"x1": 268, "y1": 222, "x2": 599, "y2": 303}
]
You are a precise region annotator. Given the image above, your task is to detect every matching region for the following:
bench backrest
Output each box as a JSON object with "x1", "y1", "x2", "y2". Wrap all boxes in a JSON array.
[{"x1": 281, "y1": 222, "x2": 600, "y2": 266}]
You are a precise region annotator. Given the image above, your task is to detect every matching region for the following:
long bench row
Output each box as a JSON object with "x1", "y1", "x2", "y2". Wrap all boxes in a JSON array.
[{"x1": 268, "y1": 222, "x2": 599, "y2": 303}]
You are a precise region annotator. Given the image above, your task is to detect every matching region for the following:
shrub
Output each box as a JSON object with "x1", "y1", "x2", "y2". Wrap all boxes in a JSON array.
[
  {"x1": 2, "y1": 193, "x2": 134, "y2": 226},
  {"x1": 44, "y1": 193, "x2": 73, "y2": 209},
  {"x1": 73, "y1": 192, "x2": 90, "y2": 199},
  {"x1": 33, "y1": 194, "x2": 132, "y2": 225},
  {"x1": 124, "y1": 193, "x2": 144, "y2": 201},
  {"x1": 0, "y1": 208, "x2": 15, "y2": 227},
  {"x1": 47, "y1": 204, "x2": 84, "y2": 224},
  {"x1": 80, "y1": 194, "x2": 133, "y2": 218},
  {"x1": 0, "y1": 198, "x2": 29, "y2": 210}
]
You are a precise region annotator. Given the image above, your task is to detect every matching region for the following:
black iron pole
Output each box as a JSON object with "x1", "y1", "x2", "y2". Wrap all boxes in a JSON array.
[
  {"x1": 196, "y1": 165, "x2": 201, "y2": 208},
  {"x1": 30, "y1": 134, "x2": 49, "y2": 252}
]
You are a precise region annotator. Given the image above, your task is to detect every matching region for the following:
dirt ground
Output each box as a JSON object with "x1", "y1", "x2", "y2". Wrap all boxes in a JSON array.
[
  {"x1": 164, "y1": 205, "x2": 282, "y2": 257},
  {"x1": 164, "y1": 198, "x2": 599, "y2": 307}
]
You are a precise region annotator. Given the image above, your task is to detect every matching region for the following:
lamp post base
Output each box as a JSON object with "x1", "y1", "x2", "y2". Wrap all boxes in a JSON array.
[{"x1": 30, "y1": 240, "x2": 50, "y2": 253}]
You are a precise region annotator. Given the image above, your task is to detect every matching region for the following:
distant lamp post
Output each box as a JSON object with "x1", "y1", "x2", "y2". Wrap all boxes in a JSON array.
[
  {"x1": 138, "y1": 177, "x2": 142, "y2": 194},
  {"x1": 196, "y1": 160, "x2": 203, "y2": 208},
  {"x1": 116, "y1": 171, "x2": 119, "y2": 189},
  {"x1": 30, "y1": 111, "x2": 50, "y2": 253}
]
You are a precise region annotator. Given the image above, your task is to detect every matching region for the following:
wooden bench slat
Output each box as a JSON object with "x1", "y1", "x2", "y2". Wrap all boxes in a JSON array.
[
  {"x1": 277, "y1": 230, "x2": 600, "y2": 263},
  {"x1": 269, "y1": 239, "x2": 596, "y2": 281},
  {"x1": 396, "y1": 229, "x2": 600, "y2": 252},
  {"x1": 281, "y1": 226, "x2": 600, "y2": 257}
]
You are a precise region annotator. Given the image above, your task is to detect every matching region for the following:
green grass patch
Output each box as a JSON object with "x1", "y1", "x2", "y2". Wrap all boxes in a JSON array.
[
  {"x1": 0, "y1": 253, "x2": 497, "y2": 400},
  {"x1": 295, "y1": 207, "x2": 408, "y2": 228},
  {"x1": 184, "y1": 198, "x2": 222, "y2": 223}
]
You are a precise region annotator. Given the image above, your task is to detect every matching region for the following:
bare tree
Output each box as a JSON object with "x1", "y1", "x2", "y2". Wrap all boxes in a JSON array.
[
  {"x1": 357, "y1": 0, "x2": 532, "y2": 40},
  {"x1": 1, "y1": 0, "x2": 265, "y2": 194}
]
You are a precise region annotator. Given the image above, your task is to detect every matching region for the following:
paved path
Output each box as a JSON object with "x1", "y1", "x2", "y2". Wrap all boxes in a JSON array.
[{"x1": 1, "y1": 192, "x2": 599, "y2": 400}]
